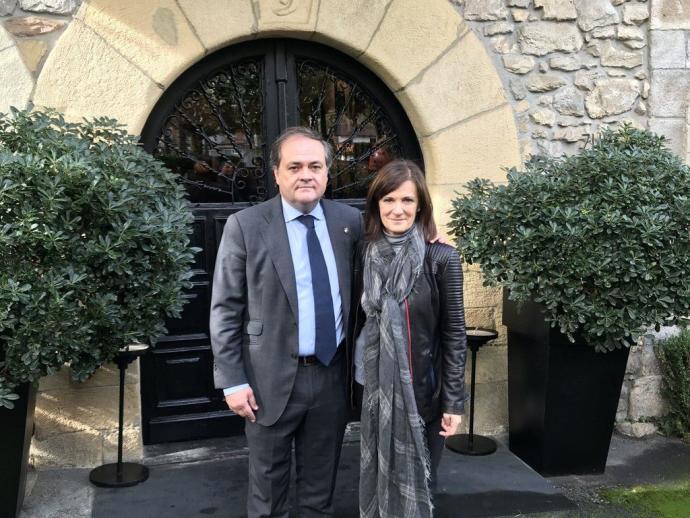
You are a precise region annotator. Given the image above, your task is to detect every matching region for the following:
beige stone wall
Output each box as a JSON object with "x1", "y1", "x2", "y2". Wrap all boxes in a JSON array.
[
  {"x1": 452, "y1": 0, "x2": 651, "y2": 160},
  {"x1": 649, "y1": 0, "x2": 690, "y2": 160},
  {"x1": 31, "y1": 361, "x2": 142, "y2": 467}
]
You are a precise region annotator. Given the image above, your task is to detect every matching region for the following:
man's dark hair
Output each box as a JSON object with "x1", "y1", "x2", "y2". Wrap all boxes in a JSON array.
[{"x1": 270, "y1": 126, "x2": 333, "y2": 169}]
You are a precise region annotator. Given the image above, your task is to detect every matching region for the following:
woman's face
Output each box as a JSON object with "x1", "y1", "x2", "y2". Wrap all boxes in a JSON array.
[{"x1": 378, "y1": 180, "x2": 419, "y2": 236}]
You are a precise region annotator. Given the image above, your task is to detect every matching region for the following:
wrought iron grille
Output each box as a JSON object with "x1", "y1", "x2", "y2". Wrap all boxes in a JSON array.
[
  {"x1": 297, "y1": 60, "x2": 401, "y2": 200},
  {"x1": 153, "y1": 59, "x2": 267, "y2": 204}
]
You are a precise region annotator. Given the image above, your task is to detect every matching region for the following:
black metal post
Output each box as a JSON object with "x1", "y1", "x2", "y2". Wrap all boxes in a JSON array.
[
  {"x1": 90, "y1": 345, "x2": 150, "y2": 488},
  {"x1": 446, "y1": 328, "x2": 498, "y2": 456}
]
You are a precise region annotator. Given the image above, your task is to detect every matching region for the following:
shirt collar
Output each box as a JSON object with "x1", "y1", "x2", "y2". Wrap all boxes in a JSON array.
[{"x1": 281, "y1": 197, "x2": 325, "y2": 223}]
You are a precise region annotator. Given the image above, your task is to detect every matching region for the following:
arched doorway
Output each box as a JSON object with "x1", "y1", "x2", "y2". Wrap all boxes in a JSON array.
[{"x1": 139, "y1": 39, "x2": 422, "y2": 443}]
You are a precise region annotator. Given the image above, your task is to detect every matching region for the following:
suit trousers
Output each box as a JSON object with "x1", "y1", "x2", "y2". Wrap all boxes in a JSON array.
[{"x1": 244, "y1": 353, "x2": 347, "y2": 518}]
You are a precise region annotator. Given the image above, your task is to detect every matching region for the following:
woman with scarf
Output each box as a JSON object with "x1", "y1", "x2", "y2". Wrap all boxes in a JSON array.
[{"x1": 352, "y1": 160, "x2": 467, "y2": 518}]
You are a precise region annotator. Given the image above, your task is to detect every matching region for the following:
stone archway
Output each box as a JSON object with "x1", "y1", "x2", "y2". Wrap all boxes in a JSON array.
[{"x1": 32, "y1": 0, "x2": 520, "y2": 229}]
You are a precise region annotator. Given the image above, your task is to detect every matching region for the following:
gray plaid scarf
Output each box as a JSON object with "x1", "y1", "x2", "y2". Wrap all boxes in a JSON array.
[{"x1": 359, "y1": 224, "x2": 433, "y2": 518}]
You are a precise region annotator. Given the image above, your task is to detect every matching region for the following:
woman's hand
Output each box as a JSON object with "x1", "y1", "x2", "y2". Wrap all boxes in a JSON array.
[{"x1": 439, "y1": 413, "x2": 463, "y2": 437}]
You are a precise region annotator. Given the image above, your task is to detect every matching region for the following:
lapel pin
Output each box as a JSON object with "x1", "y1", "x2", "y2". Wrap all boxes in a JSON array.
[{"x1": 343, "y1": 227, "x2": 349, "y2": 234}]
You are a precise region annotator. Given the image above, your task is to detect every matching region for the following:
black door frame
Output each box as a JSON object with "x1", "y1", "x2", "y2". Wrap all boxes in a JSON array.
[{"x1": 139, "y1": 38, "x2": 422, "y2": 444}]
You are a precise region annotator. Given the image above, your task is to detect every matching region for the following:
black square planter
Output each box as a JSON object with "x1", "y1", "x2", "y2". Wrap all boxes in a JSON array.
[
  {"x1": 0, "y1": 382, "x2": 36, "y2": 518},
  {"x1": 503, "y1": 292, "x2": 630, "y2": 475}
]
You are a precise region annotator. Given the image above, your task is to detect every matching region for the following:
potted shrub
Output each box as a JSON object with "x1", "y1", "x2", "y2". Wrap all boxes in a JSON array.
[
  {"x1": 447, "y1": 125, "x2": 690, "y2": 475},
  {"x1": 0, "y1": 108, "x2": 197, "y2": 517}
]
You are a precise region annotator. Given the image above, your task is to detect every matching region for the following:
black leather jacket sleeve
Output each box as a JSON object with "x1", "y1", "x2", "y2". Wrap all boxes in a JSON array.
[{"x1": 431, "y1": 244, "x2": 467, "y2": 415}]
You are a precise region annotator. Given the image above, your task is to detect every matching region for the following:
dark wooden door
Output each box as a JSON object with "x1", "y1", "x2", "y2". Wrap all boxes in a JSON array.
[{"x1": 140, "y1": 39, "x2": 421, "y2": 444}]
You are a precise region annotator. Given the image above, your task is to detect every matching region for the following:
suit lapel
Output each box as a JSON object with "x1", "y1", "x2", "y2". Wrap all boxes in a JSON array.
[
  {"x1": 322, "y1": 200, "x2": 352, "y2": 319},
  {"x1": 261, "y1": 196, "x2": 299, "y2": 321}
]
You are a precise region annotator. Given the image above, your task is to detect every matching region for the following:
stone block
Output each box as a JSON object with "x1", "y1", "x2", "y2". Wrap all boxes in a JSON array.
[
  {"x1": 364, "y1": 0, "x2": 462, "y2": 90},
  {"x1": 29, "y1": 430, "x2": 103, "y2": 468},
  {"x1": 650, "y1": 30, "x2": 686, "y2": 68},
  {"x1": 648, "y1": 117, "x2": 685, "y2": 157},
  {"x1": 525, "y1": 74, "x2": 566, "y2": 92},
  {"x1": 629, "y1": 375, "x2": 666, "y2": 420},
  {"x1": 15, "y1": 38, "x2": 46, "y2": 72},
  {"x1": 651, "y1": 0, "x2": 690, "y2": 29},
  {"x1": 623, "y1": 3, "x2": 649, "y2": 25},
  {"x1": 553, "y1": 126, "x2": 589, "y2": 142},
  {"x1": 0, "y1": 34, "x2": 33, "y2": 113},
  {"x1": 2, "y1": 15, "x2": 65, "y2": 36},
  {"x1": 0, "y1": 0, "x2": 16, "y2": 16},
  {"x1": 39, "y1": 368, "x2": 73, "y2": 391},
  {"x1": 534, "y1": 0, "x2": 577, "y2": 20},
  {"x1": 585, "y1": 77, "x2": 640, "y2": 118},
  {"x1": 253, "y1": 0, "x2": 318, "y2": 35},
  {"x1": 518, "y1": 21, "x2": 583, "y2": 55},
  {"x1": 530, "y1": 108, "x2": 557, "y2": 126},
  {"x1": 600, "y1": 40, "x2": 644, "y2": 68},
  {"x1": 510, "y1": 77, "x2": 527, "y2": 99},
  {"x1": 178, "y1": 0, "x2": 256, "y2": 52},
  {"x1": 428, "y1": 182, "x2": 468, "y2": 232},
  {"x1": 466, "y1": 345, "x2": 508, "y2": 384},
  {"x1": 491, "y1": 34, "x2": 518, "y2": 54},
  {"x1": 591, "y1": 26, "x2": 616, "y2": 38},
  {"x1": 398, "y1": 30, "x2": 506, "y2": 136},
  {"x1": 102, "y1": 426, "x2": 144, "y2": 463},
  {"x1": 465, "y1": 306, "x2": 497, "y2": 330},
  {"x1": 640, "y1": 344, "x2": 662, "y2": 376},
  {"x1": 463, "y1": 0, "x2": 508, "y2": 21},
  {"x1": 553, "y1": 85, "x2": 585, "y2": 116},
  {"x1": 511, "y1": 8, "x2": 529, "y2": 22},
  {"x1": 575, "y1": 0, "x2": 620, "y2": 32},
  {"x1": 19, "y1": 0, "x2": 80, "y2": 15},
  {"x1": 33, "y1": 384, "x2": 140, "y2": 439},
  {"x1": 625, "y1": 345, "x2": 643, "y2": 375},
  {"x1": 462, "y1": 270, "x2": 503, "y2": 308},
  {"x1": 618, "y1": 24, "x2": 645, "y2": 41},
  {"x1": 421, "y1": 104, "x2": 520, "y2": 185},
  {"x1": 469, "y1": 380, "x2": 509, "y2": 435},
  {"x1": 649, "y1": 70, "x2": 690, "y2": 117},
  {"x1": 77, "y1": 0, "x2": 205, "y2": 87},
  {"x1": 631, "y1": 422, "x2": 658, "y2": 437},
  {"x1": 32, "y1": 19, "x2": 163, "y2": 134},
  {"x1": 503, "y1": 53, "x2": 535, "y2": 74},
  {"x1": 314, "y1": 0, "x2": 390, "y2": 56},
  {"x1": 549, "y1": 55, "x2": 583, "y2": 71},
  {"x1": 616, "y1": 420, "x2": 633, "y2": 435},
  {"x1": 484, "y1": 21, "x2": 513, "y2": 36}
]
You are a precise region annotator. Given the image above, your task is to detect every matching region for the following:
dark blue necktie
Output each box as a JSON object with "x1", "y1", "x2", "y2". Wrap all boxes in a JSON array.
[{"x1": 297, "y1": 215, "x2": 337, "y2": 366}]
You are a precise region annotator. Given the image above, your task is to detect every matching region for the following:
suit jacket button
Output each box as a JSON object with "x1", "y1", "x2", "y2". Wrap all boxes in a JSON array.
[{"x1": 291, "y1": 353, "x2": 297, "y2": 359}]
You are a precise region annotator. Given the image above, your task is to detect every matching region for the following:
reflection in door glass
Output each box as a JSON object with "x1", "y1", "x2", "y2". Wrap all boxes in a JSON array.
[
  {"x1": 153, "y1": 60, "x2": 267, "y2": 204},
  {"x1": 297, "y1": 60, "x2": 403, "y2": 200}
]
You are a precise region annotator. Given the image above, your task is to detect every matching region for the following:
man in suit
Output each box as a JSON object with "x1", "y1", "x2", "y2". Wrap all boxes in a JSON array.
[{"x1": 210, "y1": 126, "x2": 362, "y2": 517}]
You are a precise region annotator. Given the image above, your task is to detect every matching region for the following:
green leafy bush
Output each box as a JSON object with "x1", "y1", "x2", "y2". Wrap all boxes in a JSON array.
[
  {"x1": 0, "y1": 108, "x2": 197, "y2": 408},
  {"x1": 448, "y1": 125, "x2": 690, "y2": 352},
  {"x1": 656, "y1": 330, "x2": 690, "y2": 441}
]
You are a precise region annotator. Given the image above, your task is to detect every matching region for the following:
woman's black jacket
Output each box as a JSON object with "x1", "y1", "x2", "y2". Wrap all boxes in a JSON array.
[{"x1": 348, "y1": 241, "x2": 468, "y2": 423}]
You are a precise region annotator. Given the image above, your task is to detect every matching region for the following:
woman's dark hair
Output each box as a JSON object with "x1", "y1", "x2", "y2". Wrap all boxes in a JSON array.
[{"x1": 364, "y1": 159, "x2": 437, "y2": 241}]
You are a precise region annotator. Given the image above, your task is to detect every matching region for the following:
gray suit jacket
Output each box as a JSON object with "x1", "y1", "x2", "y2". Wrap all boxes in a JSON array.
[{"x1": 210, "y1": 195, "x2": 362, "y2": 426}]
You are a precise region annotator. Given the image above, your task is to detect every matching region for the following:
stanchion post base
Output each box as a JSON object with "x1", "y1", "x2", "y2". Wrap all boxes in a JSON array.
[
  {"x1": 89, "y1": 462, "x2": 149, "y2": 488},
  {"x1": 446, "y1": 434, "x2": 497, "y2": 456}
]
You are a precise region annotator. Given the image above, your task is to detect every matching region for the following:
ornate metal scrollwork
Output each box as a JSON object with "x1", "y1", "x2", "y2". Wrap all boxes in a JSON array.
[
  {"x1": 297, "y1": 60, "x2": 404, "y2": 200},
  {"x1": 153, "y1": 60, "x2": 267, "y2": 204}
]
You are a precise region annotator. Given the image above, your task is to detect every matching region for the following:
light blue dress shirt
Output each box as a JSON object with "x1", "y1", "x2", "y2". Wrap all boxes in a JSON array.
[{"x1": 224, "y1": 197, "x2": 344, "y2": 396}]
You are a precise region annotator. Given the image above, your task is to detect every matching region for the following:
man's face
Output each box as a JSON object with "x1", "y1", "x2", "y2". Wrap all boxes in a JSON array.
[{"x1": 273, "y1": 135, "x2": 328, "y2": 213}]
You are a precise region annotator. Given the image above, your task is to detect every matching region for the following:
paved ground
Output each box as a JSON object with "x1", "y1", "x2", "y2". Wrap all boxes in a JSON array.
[{"x1": 19, "y1": 432, "x2": 690, "y2": 517}]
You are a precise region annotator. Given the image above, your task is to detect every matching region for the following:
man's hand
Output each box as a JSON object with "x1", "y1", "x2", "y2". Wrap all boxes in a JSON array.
[
  {"x1": 225, "y1": 386, "x2": 259, "y2": 423},
  {"x1": 439, "y1": 413, "x2": 462, "y2": 437}
]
